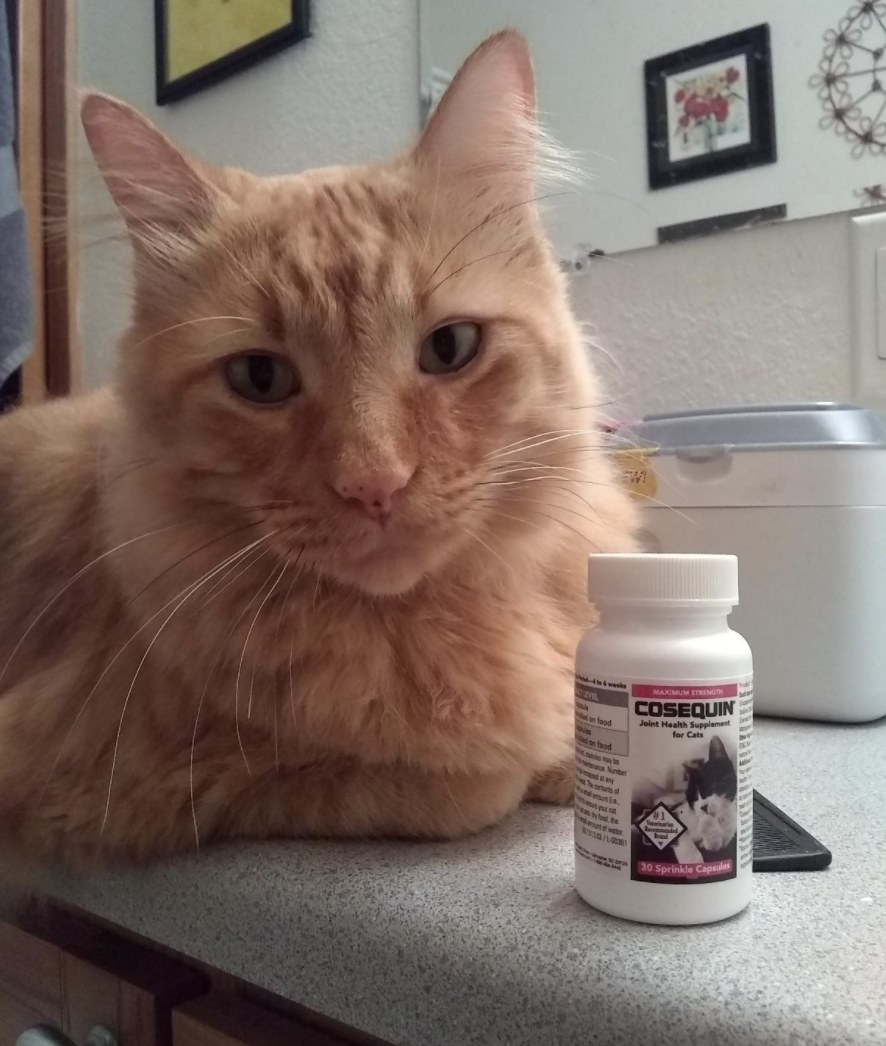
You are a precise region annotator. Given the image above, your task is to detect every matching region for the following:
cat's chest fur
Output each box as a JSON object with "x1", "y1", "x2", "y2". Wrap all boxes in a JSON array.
[{"x1": 157, "y1": 564, "x2": 580, "y2": 779}]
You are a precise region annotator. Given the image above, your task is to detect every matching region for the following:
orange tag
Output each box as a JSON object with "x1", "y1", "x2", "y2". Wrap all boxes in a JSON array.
[{"x1": 614, "y1": 449, "x2": 658, "y2": 500}]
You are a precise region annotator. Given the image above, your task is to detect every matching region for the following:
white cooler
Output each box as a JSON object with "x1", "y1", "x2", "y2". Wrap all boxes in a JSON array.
[{"x1": 626, "y1": 403, "x2": 886, "y2": 723}]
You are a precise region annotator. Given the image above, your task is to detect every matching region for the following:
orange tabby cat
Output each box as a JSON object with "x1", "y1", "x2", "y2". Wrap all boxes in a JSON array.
[{"x1": 0, "y1": 31, "x2": 637, "y2": 864}]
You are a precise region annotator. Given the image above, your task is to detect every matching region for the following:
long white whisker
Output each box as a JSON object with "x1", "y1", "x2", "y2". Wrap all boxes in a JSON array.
[
  {"x1": 0, "y1": 522, "x2": 186, "y2": 690},
  {"x1": 128, "y1": 315, "x2": 257, "y2": 353},
  {"x1": 99, "y1": 533, "x2": 277, "y2": 834},
  {"x1": 199, "y1": 543, "x2": 271, "y2": 607},
  {"x1": 488, "y1": 430, "x2": 601, "y2": 460},
  {"x1": 289, "y1": 634, "x2": 296, "y2": 726},
  {"x1": 41, "y1": 532, "x2": 276, "y2": 807},
  {"x1": 189, "y1": 671, "x2": 213, "y2": 849},
  {"x1": 463, "y1": 526, "x2": 519, "y2": 584},
  {"x1": 235, "y1": 562, "x2": 288, "y2": 773},
  {"x1": 414, "y1": 158, "x2": 441, "y2": 282}
]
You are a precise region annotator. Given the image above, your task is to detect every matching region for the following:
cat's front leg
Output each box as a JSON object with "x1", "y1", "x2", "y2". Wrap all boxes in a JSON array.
[
  {"x1": 210, "y1": 760, "x2": 533, "y2": 846},
  {"x1": 525, "y1": 758, "x2": 574, "y2": 805}
]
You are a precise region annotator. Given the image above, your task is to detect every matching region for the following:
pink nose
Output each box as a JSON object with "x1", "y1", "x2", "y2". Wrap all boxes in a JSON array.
[{"x1": 333, "y1": 468, "x2": 412, "y2": 522}]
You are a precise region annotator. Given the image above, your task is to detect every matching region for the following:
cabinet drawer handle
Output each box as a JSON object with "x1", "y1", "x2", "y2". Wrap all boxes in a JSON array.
[{"x1": 16, "y1": 1026, "x2": 117, "y2": 1046}]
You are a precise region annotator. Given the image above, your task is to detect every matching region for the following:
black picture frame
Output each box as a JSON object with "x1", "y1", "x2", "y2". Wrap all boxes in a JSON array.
[
  {"x1": 644, "y1": 24, "x2": 776, "y2": 191},
  {"x1": 155, "y1": 0, "x2": 310, "y2": 106}
]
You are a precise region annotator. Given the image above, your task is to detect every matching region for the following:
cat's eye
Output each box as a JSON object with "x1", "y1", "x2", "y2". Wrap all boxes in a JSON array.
[
  {"x1": 225, "y1": 352, "x2": 299, "y2": 404},
  {"x1": 419, "y1": 322, "x2": 482, "y2": 375}
]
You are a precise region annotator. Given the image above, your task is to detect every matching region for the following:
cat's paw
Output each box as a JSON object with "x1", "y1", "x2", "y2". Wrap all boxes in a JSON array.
[{"x1": 526, "y1": 760, "x2": 574, "y2": 805}]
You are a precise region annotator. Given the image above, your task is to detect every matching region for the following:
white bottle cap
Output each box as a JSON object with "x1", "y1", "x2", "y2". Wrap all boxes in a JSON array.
[{"x1": 588, "y1": 553, "x2": 739, "y2": 607}]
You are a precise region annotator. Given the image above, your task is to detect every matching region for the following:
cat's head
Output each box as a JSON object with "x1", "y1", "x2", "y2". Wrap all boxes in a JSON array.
[
  {"x1": 684, "y1": 736, "x2": 737, "y2": 819},
  {"x1": 82, "y1": 31, "x2": 631, "y2": 597}
]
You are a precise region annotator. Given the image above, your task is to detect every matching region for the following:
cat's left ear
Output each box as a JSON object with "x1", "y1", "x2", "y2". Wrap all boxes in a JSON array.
[
  {"x1": 81, "y1": 93, "x2": 220, "y2": 242},
  {"x1": 708, "y1": 736, "x2": 729, "y2": 761},
  {"x1": 415, "y1": 30, "x2": 536, "y2": 201}
]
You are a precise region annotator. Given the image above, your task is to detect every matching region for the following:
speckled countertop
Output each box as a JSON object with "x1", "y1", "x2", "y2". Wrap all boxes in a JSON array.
[{"x1": 46, "y1": 719, "x2": 886, "y2": 1046}]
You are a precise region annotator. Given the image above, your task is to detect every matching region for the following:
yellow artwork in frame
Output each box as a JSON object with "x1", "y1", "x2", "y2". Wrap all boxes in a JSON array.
[{"x1": 156, "y1": 0, "x2": 310, "y2": 104}]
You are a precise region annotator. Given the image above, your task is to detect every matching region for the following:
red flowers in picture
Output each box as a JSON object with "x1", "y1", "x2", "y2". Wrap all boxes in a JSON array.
[{"x1": 669, "y1": 62, "x2": 748, "y2": 157}]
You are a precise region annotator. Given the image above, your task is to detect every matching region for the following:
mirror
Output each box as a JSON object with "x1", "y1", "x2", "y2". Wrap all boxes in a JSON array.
[{"x1": 419, "y1": 1, "x2": 886, "y2": 256}]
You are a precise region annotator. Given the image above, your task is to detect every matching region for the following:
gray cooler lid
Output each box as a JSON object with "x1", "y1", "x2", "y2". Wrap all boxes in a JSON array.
[{"x1": 628, "y1": 402, "x2": 886, "y2": 453}]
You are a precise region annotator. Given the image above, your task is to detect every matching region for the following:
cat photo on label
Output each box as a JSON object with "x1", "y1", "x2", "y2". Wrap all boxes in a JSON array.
[
  {"x1": 0, "y1": 32, "x2": 637, "y2": 864},
  {"x1": 631, "y1": 736, "x2": 739, "y2": 882}
]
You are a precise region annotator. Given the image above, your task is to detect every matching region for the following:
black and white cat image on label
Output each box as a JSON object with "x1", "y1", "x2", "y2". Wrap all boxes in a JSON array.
[{"x1": 631, "y1": 735, "x2": 739, "y2": 882}]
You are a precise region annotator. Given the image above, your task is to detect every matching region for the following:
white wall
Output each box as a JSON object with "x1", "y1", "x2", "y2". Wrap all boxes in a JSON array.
[
  {"x1": 77, "y1": 0, "x2": 853, "y2": 419},
  {"x1": 577, "y1": 211, "x2": 851, "y2": 418},
  {"x1": 421, "y1": 0, "x2": 876, "y2": 255},
  {"x1": 77, "y1": 0, "x2": 420, "y2": 386}
]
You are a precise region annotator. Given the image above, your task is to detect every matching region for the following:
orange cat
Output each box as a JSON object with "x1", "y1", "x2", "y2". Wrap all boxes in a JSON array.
[{"x1": 0, "y1": 31, "x2": 637, "y2": 865}]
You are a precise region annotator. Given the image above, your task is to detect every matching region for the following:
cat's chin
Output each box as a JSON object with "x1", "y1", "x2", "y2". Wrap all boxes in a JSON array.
[{"x1": 327, "y1": 542, "x2": 440, "y2": 597}]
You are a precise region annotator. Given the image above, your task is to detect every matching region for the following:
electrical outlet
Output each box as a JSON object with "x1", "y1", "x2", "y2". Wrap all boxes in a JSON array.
[{"x1": 851, "y1": 210, "x2": 886, "y2": 405}]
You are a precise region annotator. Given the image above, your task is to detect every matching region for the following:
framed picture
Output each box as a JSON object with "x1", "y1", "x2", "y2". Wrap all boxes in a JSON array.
[
  {"x1": 644, "y1": 24, "x2": 776, "y2": 190},
  {"x1": 155, "y1": 0, "x2": 310, "y2": 105}
]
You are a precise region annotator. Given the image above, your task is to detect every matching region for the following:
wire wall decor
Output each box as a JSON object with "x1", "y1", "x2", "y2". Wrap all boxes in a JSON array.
[{"x1": 812, "y1": 1, "x2": 886, "y2": 157}]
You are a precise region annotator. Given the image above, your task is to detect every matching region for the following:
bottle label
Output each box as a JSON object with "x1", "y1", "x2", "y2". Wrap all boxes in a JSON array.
[{"x1": 574, "y1": 675, "x2": 753, "y2": 884}]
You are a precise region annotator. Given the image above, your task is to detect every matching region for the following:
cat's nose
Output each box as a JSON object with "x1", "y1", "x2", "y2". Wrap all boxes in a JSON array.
[{"x1": 333, "y1": 467, "x2": 413, "y2": 522}]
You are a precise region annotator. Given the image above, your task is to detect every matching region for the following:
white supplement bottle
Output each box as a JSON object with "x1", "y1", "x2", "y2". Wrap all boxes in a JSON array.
[{"x1": 574, "y1": 553, "x2": 753, "y2": 925}]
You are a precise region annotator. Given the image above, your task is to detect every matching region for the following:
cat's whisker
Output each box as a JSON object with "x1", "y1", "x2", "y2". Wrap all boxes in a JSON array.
[
  {"x1": 516, "y1": 491, "x2": 604, "y2": 529},
  {"x1": 0, "y1": 521, "x2": 189, "y2": 691},
  {"x1": 413, "y1": 158, "x2": 441, "y2": 282},
  {"x1": 423, "y1": 190, "x2": 570, "y2": 290},
  {"x1": 234, "y1": 561, "x2": 289, "y2": 773},
  {"x1": 198, "y1": 542, "x2": 272, "y2": 608},
  {"x1": 478, "y1": 474, "x2": 610, "y2": 489},
  {"x1": 489, "y1": 459, "x2": 694, "y2": 524},
  {"x1": 215, "y1": 240, "x2": 272, "y2": 301},
  {"x1": 289, "y1": 634, "x2": 296, "y2": 727},
  {"x1": 426, "y1": 247, "x2": 520, "y2": 298},
  {"x1": 127, "y1": 315, "x2": 258, "y2": 354},
  {"x1": 99, "y1": 533, "x2": 278, "y2": 835},
  {"x1": 246, "y1": 558, "x2": 293, "y2": 723},
  {"x1": 311, "y1": 571, "x2": 323, "y2": 614},
  {"x1": 124, "y1": 520, "x2": 260, "y2": 609},
  {"x1": 512, "y1": 505, "x2": 601, "y2": 548},
  {"x1": 273, "y1": 685, "x2": 279, "y2": 774},
  {"x1": 487, "y1": 429, "x2": 603, "y2": 460},
  {"x1": 486, "y1": 427, "x2": 597, "y2": 457},
  {"x1": 475, "y1": 502, "x2": 549, "y2": 533},
  {"x1": 463, "y1": 525, "x2": 519, "y2": 584},
  {"x1": 274, "y1": 549, "x2": 305, "y2": 734},
  {"x1": 188, "y1": 667, "x2": 215, "y2": 850},
  {"x1": 247, "y1": 663, "x2": 258, "y2": 722},
  {"x1": 490, "y1": 462, "x2": 600, "y2": 478},
  {"x1": 101, "y1": 458, "x2": 159, "y2": 489},
  {"x1": 488, "y1": 448, "x2": 616, "y2": 469},
  {"x1": 40, "y1": 532, "x2": 276, "y2": 808}
]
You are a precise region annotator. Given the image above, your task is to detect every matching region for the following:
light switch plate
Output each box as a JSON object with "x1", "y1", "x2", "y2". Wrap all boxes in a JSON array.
[{"x1": 851, "y1": 211, "x2": 886, "y2": 403}]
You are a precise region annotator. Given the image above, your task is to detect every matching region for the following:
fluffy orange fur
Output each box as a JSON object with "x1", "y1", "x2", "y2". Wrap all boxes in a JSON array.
[{"x1": 0, "y1": 32, "x2": 637, "y2": 865}]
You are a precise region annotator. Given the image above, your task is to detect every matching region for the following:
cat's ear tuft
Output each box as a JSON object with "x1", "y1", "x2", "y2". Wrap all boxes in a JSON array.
[
  {"x1": 415, "y1": 30, "x2": 536, "y2": 197},
  {"x1": 81, "y1": 92, "x2": 218, "y2": 238}
]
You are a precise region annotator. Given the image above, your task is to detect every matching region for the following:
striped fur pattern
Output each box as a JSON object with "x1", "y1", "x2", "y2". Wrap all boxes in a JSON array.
[{"x1": 0, "y1": 32, "x2": 637, "y2": 865}]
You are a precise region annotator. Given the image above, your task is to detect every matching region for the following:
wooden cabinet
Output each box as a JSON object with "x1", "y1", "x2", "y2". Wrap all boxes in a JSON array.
[
  {"x1": 0, "y1": 910, "x2": 207, "y2": 1046},
  {"x1": 0, "y1": 909, "x2": 382, "y2": 1046},
  {"x1": 172, "y1": 995, "x2": 352, "y2": 1046},
  {"x1": 0, "y1": 921, "x2": 64, "y2": 1043}
]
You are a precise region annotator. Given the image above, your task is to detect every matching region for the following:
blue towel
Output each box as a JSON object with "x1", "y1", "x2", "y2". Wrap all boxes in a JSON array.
[{"x1": 0, "y1": 1, "x2": 32, "y2": 388}]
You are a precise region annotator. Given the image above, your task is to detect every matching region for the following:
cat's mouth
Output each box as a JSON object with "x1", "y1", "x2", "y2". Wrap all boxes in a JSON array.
[{"x1": 325, "y1": 528, "x2": 447, "y2": 596}]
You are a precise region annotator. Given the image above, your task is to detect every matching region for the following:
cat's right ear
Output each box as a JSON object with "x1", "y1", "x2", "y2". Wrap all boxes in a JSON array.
[
  {"x1": 81, "y1": 93, "x2": 218, "y2": 241},
  {"x1": 415, "y1": 30, "x2": 536, "y2": 201}
]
